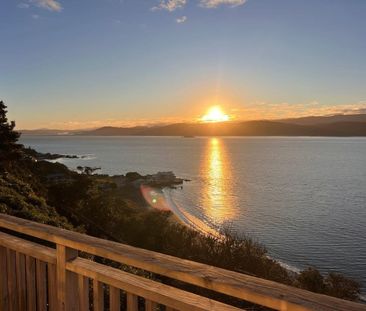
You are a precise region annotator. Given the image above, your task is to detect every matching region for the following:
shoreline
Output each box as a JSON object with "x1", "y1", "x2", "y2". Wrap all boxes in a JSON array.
[
  {"x1": 163, "y1": 187, "x2": 302, "y2": 277},
  {"x1": 44, "y1": 154, "x2": 366, "y2": 297},
  {"x1": 19, "y1": 142, "x2": 366, "y2": 301}
]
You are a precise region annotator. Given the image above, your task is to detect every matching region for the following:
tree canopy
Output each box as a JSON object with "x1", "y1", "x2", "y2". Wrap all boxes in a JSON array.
[
  {"x1": 0, "y1": 100, "x2": 21, "y2": 163},
  {"x1": 0, "y1": 101, "x2": 20, "y2": 144}
]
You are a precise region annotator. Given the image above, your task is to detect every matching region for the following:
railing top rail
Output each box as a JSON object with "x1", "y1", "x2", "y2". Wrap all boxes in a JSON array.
[{"x1": 0, "y1": 214, "x2": 365, "y2": 311}]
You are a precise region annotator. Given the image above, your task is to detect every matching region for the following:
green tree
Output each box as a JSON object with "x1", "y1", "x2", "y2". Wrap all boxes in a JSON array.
[{"x1": 0, "y1": 101, "x2": 21, "y2": 164}]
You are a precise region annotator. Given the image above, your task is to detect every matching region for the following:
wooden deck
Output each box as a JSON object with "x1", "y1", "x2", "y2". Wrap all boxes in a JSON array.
[{"x1": 0, "y1": 214, "x2": 365, "y2": 311}]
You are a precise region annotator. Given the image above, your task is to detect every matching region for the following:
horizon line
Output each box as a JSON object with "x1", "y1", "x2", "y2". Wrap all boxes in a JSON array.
[{"x1": 17, "y1": 111, "x2": 366, "y2": 131}]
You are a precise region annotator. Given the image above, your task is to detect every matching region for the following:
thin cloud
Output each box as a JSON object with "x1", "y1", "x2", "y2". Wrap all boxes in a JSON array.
[
  {"x1": 31, "y1": 0, "x2": 62, "y2": 12},
  {"x1": 32, "y1": 14, "x2": 40, "y2": 19},
  {"x1": 199, "y1": 0, "x2": 247, "y2": 8},
  {"x1": 152, "y1": 0, "x2": 247, "y2": 13},
  {"x1": 232, "y1": 101, "x2": 366, "y2": 121},
  {"x1": 152, "y1": 0, "x2": 187, "y2": 11},
  {"x1": 17, "y1": 3, "x2": 30, "y2": 9},
  {"x1": 176, "y1": 16, "x2": 187, "y2": 23}
]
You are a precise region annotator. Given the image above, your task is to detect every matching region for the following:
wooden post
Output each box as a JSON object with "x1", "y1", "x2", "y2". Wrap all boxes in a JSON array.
[{"x1": 56, "y1": 244, "x2": 78, "y2": 311}]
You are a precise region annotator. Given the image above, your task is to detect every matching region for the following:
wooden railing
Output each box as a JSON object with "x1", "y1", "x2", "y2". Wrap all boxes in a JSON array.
[{"x1": 0, "y1": 214, "x2": 365, "y2": 311}]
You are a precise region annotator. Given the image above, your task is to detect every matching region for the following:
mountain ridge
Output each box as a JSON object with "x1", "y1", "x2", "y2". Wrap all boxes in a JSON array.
[{"x1": 20, "y1": 114, "x2": 366, "y2": 137}]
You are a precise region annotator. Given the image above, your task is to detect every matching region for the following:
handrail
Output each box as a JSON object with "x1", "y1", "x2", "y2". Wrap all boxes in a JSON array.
[
  {"x1": 0, "y1": 231, "x2": 241, "y2": 311},
  {"x1": 0, "y1": 214, "x2": 365, "y2": 311},
  {"x1": 67, "y1": 257, "x2": 243, "y2": 311}
]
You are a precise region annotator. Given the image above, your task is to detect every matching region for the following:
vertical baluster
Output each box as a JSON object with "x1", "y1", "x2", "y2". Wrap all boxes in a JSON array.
[
  {"x1": 47, "y1": 263, "x2": 58, "y2": 311},
  {"x1": 0, "y1": 246, "x2": 9, "y2": 310},
  {"x1": 93, "y1": 279, "x2": 104, "y2": 311},
  {"x1": 127, "y1": 293, "x2": 138, "y2": 311},
  {"x1": 78, "y1": 275, "x2": 89, "y2": 310},
  {"x1": 109, "y1": 286, "x2": 120, "y2": 311},
  {"x1": 145, "y1": 300, "x2": 158, "y2": 311},
  {"x1": 16, "y1": 252, "x2": 27, "y2": 310},
  {"x1": 7, "y1": 249, "x2": 18, "y2": 311},
  {"x1": 26, "y1": 255, "x2": 37, "y2": 311},
  {"x1": 56, "y1": 244, "x2": 79, "y2": 311},
  {"x1": 36, "y1": 260, "x2": 47, "y2": 311}
]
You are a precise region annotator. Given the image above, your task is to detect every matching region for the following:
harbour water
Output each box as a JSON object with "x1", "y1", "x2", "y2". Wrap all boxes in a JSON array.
[{"x1": 21, "y1": 135, "x2": 366, "y2": 291}]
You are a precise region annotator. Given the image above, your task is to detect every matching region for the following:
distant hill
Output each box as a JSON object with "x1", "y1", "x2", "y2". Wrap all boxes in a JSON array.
[
  {"x1": 278, "y1": 114, "x2": 366, "y2": 125},
  {"x1": 20, "y1": 114, "x2": 366, "y2": 137},
  {"x1": 78, "y1": 120, "x2": 366, "y2": 137},
  {"x1": 81, "y1": 126, "x2": 149, "y2": 136},
  {"x1": 20, "y1": 129, "x2": 78, "y2": 135}
]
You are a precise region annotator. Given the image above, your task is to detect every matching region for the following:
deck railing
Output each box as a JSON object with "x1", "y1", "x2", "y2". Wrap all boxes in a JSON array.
[{"x1": 0, "y1": 214, "x2": 365, "y2": 311}]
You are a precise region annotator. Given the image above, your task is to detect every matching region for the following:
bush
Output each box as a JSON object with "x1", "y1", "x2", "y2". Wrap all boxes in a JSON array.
[
  {"x1": 297, "y1": 267, "x2": 361, "y2": 301},
  {"x1": 325, "y1": 273, "x2": 361, "y2": 301},
  {"x1": 297, "y1": 267, "x2": 325, "y2": 293}
]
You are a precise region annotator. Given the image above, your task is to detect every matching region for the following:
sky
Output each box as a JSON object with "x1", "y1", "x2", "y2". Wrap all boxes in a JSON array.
[{"x1": 1, "y1": 0, "x2": 366, "y2": 129}]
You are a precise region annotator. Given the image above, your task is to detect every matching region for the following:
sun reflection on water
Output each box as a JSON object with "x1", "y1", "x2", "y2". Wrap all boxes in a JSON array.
[{"x1": 201, "y1": 137, "x2": 237, "y2": 224}]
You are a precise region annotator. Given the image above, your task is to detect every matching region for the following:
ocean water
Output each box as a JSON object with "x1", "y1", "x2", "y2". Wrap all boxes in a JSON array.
[{"x1": 20, "y1": 135, "x2": 366, "y2": 291}]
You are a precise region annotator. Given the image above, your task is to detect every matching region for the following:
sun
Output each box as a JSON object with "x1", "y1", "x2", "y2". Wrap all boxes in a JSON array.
[{"x1": 201, "y1": 106, "x2": 230, "y2": 123}]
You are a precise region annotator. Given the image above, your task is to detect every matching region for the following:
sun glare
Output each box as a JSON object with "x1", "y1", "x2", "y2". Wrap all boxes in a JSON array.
[{"x1": 201, "y1": 106, "x2": 230, "y2": 123}]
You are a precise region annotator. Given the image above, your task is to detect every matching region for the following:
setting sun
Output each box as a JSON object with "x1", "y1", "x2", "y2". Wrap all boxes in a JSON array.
[{"x1": 201, "y1": 106, "x2": 230, "y2": 123}]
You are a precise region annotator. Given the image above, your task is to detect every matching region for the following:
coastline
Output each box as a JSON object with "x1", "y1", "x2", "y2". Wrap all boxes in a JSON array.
[
  {"x1": 44, "y1": 154, "x2": 304, "y2": 281},
  {"x1": 163, "y1": 187, "x2": 302, "y2": 277},
  {"x1": 18, "y1": 137, "x2": 366, "y2": 301}
]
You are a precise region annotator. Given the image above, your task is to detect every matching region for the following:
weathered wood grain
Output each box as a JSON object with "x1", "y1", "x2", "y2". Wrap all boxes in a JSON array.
[
  {"x1": 0, "y1": 246, "x2": 9, "y2": 310},
  {"x1": 7, "y1": 249, "x2": 18, "y2": 311},
  {"x1": 26, "y1": 255, "x2": 37, "y2": 311},
  {"x1": 109, "y1": 286, "x2": 120, "y2": 311},
  {"x1": 47, "y1": 263, "x2": 58, "y2": 311},
  {"x1": 36, "y1": 260, "x2": 48, "y2": 311},
  {"x1": 78, "y1": 274, "x2": 89, "y2": 310},
  {"x1": 16, "y1": 252, "x2": 27, "y2": 310},
  {"x1": 93, "y1": 279, "x2": 104, "y2": 311},
  {"x1": 145, "y1": 300, "x2": 158, "y2": 311},
  {"x1": 56, "y1": 245, "x2": 79, "y2": 311},
  {"x1": 127, "y1": 293, "x2": 138, "y2": 311},
  {"x1": 0, "y1": 231, "x2": 56, "y2": 264}
]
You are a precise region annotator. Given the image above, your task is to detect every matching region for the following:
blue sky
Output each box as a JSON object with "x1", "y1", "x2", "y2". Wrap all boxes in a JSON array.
[{"x1": 1, "y1": 0, "x2": 366, "y2": 129}]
